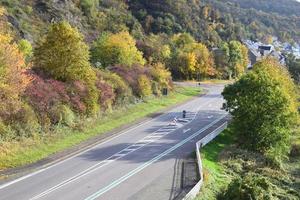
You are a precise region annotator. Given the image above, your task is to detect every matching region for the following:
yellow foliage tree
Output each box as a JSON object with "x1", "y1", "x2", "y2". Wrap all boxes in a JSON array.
[
  {"x1": 34, "y1": 21, "x2": 99, "y2": 115},
  {"x1": 150, "y1": 63, "x2": 172, "y2": 89},
  {"x1": 91, "y1": 31, "x2": 145, "y2": 68},
  {"x1": 34, "y1": 21, "x2": 95, "y2": 82},
  {"x1": 137, "y1": 75, "x2": 152, "y2": 97},
  {"x1": 192, "y1": 43, "x2": 216, "y2": 79},
  {"x1": 0, "y1": 24, "x2": 29, "y2": 121}
]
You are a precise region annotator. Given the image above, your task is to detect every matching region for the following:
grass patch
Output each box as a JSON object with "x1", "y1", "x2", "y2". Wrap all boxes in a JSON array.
[
  {"x1": 0, "y1": 86, "x2": 201, "y2": 171},
  {"x1": 195, "y1": 128, "x2": 300, "y2": 200},
  {"x1": 195, "y1": 129, "x2": 235, "y2": 200}
]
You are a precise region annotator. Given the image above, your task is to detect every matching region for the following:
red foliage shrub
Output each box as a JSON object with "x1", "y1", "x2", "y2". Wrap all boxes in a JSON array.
[
  {"x1": 24, "y1": 70, "x2": 69, "y2": 113},
  {"x1": 24, "y1": 70, "x2": 89, "y2": 124},
  {"x1": 109, "y1": 64, "x2": 152, "y2": 97},
  {"x1": 95, "y1": 80, "x2": 115, "y2": 111},
  {"x1": 68, "y1": 81, "x2": 88, "y2": 113}
]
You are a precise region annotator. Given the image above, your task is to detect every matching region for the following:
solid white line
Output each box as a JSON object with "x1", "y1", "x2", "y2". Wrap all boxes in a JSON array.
[
  {"x1": 183, "y1": 128, "x2": 191, "y2": 133},
  {"x1": 84, "y1": 115, "x2": 227, "y2": 200},
  {"x1": 1, "y1": 90, "x2": 221, "y2": 198},
  {"x1": 0, "y1": 106, "x2": 179, "y2": 190},
  {"x1": 28, "y1": 97, "x2": 221, "y2": 199}
]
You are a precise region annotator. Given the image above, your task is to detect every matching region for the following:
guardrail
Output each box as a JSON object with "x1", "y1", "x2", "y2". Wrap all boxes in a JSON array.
[{"x1": 183, "y1": 122, "x2": 228, "y2": 200}]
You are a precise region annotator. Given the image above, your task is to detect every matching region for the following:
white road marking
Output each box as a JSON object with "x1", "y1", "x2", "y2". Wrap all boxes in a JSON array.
[
  {"x1": 28, "y1": 109, "x2": 200, "y2": 200},
  {"x1": 2, "y1": 91, "x2": 222, "y2": 199},
  {"x1": 0, "y1": 109, "x2": 177, "y2": 190},
  {"x1": 183, "y1": 128, "x2": 191, "y2": 133},
  {"x1": 84, "y1": 115, "x2": 227, "y2": 200}
]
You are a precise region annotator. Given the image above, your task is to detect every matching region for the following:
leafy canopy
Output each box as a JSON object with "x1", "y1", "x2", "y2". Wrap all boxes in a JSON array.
[
  {"x1": 34, "y1": 21, "x2": 95, "y2": 83},
  {"x1": 91, "y1": 31, "x2": 145, "y2": 68},
  {"x1": 0, "y1": 10, "x2": 29, "y2": 121},
  {"x1": 222, "y1": 59, "x2": 298, "y2": 161}
]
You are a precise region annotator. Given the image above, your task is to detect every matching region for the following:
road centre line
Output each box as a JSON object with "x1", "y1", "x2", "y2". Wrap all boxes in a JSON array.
[
  {"x1": 28, "y1": 97, "x2": 220, "y2": 199},
  {"x1": 84, "y1": 115, "x2": 227, "y2": 200},
  {"x1": 1, "y1": 96, "x2": 205, "y2": 190}
]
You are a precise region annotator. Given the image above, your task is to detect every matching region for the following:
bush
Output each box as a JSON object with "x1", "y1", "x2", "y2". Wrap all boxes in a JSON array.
[
  {"x1": 49, "y1": 104, "x2": 76, "y2": 127},
  {"x1": 0, "y1": 119, "x2": 14, "y2": 141},
  {"x1": 24, "y1": 71, "x2": 70, "y2": 115},
  {"x1": 96, "y1": 70, "x2": 133, "y2": 105},
  {"x1": 18, "y1": 39, "x2": 33, "y2": 62},
  {"x1": 91, "y1": 31, "x2": 145, "y2": 68},
  {"x1": 222, "y1": 59, "x2": 298, "y2": 161},
  {"x1": 290, "y1": 144, "x2": 300, "y2": 157},
  {"x1": 110, "y1": 64, "x2": 152, "y2": 97},
  {"x1": 221, "y1": 173, "x2": 275, "y2": 200},
  {"x1": 95, "y1": 71, "x2": 116, "y2": 111},
  {"x1": 10, "y1": 103, "x2": 40, "y2": 139},
  {"x1": 149, "y1": 62, "x2": 172, "y2": 95},
  {"x1": 137, "y1": 75, "x2": 152, "y2": 98},
  {"x1": 80, "y1": 0, "x2": 99, "y2": 17}
]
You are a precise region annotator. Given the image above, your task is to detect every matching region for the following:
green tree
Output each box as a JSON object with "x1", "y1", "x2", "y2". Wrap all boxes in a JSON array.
[
  {"x1": 34, "y1": 21, "x2": 95, "y2": 82},
  {"x1": 80, "y1": 0, "x2": 99, "y2": 18},
  {"x1": 228, "y1": 41, "x2": 242, "y2": 78},
  {"x1": 222, "y1": 59, "x2": 298, "y2": 162},
  {"x1": 34, "y1": 21, "x2": 98, "y2": 115},
  {"x1": 286, "y1": 54, "x2": 300, "y2": 83},
  {"x1": 91, "y1": 31, "x2": 145, "y2": 68},
  {"x1": 221, "y1": 41, "x2": 248, "y2": 79}
]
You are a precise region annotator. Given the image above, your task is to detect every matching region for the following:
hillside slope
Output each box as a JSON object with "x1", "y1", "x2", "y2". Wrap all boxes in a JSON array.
[{"x1": 0, "y1": 0, "x2": 299, "y2": 46}]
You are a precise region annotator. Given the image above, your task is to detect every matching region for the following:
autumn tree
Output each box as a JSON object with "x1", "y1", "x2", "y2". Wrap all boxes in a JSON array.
[
  {"x1": 91, "y1": 31, "x2": 145, "y2": 68},
  {"x1": 221, "y1": 41, "x2": 249, "y2": 79},
  {"x1": 192, "y1": 43, "x2": 216, "y2": 79},
  {"x1": 34, "y1": 21, "x2": 99, "y2": 114},
  {"x1": 222, "y1": 59, "x2": 298, "y2": 163},
  {"x1": 149, "y1": 62, "x2": 172, "y2": 95},
  {"x1": 34, "y1": 21, "x2": 95, "y2": 82},
  {"x1": 169, "y1": 33, "x2": 215, "y2": 80},
  {"x1": 0, "y1": 8, "x2": 29, "y2": 122},
  {"x1": 137, "y1": 75, "x2": 152, "y2": 98},
  {"x1": 136, "y1": 34, "x2": 171, "y2": 64}
]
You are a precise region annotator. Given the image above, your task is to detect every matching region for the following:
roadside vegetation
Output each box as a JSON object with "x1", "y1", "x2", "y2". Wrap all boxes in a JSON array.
[
  {"x1": 196, "y1": 59, "x2": 300, "y2": 199},
  {"x1": 0, "y1": 4, "x2": 249, "y2": 171},
  {"x1": 0, "y1": 86, "x2": 201, "y2": 170}
]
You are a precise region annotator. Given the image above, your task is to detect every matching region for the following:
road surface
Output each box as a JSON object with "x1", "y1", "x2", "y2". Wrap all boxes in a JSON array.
[{"x1": 0, "y1": 84, "x2": 227, "y2": 200}]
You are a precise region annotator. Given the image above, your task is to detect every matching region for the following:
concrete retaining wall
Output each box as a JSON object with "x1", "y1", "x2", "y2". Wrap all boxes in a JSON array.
[{"x1": 182, "y1": 122, "x2": 228, "y2": 200}]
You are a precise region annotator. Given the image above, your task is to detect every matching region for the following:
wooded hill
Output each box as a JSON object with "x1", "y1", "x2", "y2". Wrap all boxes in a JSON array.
[{"x1": 1, "y1": 0, "x2": 299, "y2": 46}]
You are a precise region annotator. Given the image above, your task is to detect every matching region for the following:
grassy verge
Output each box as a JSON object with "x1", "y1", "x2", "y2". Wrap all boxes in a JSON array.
[
  {"x1": 195, "y1": 129, "x2": 235, "y2": 200},
  {"x1": 195, "y1": 128, "x2": 300, "y2": 200},
  {"x1": 0, "y1": 86, "x2": 201, "y2": 171}
]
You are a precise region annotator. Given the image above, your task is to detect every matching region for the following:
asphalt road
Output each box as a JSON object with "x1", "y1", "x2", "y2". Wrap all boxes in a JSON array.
[{"x1": 0, "y1": 84, "x2": 227, "y2": 200}]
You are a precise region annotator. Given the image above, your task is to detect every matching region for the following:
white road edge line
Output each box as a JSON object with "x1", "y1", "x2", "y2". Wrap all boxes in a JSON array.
[
  {"x1": 0, "y1": 99, "x2": 184, "y2": 190},
  {"x1": 28, "y1": 97, "x2": 221, "y2": 199},
  {"x1": 0, "y1": 91, "x2": 220, "y2": 197},
  {"x1": 28, "y1": 99, "x2": 218, "y2": 200},
  {"x1": 84, "y1": 115, "x2": 227, "y2": 200}
]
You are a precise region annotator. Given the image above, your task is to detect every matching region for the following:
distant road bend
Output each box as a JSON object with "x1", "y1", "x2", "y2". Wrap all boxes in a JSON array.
[{"x1": 0, "y1": 84, "x2": 228, "y2": 200}]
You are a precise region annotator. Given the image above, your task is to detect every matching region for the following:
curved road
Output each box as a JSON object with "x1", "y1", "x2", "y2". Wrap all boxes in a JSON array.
[{"x1": 0, "y1": 84, "x2": 227, "y2": 200}]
